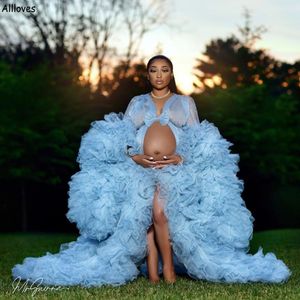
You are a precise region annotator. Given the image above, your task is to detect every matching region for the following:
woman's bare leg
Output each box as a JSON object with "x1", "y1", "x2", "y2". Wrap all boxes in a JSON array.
[
  {"x1": 152, "y1": 186, "x2": 176, "y2": 283},
  {"x1": 146, "y1": 224, "x2": 160, "y2": 283}
]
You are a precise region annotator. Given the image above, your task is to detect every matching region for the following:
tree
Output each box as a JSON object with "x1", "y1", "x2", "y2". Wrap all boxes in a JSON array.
[
  {"x1": 193, "y1": 9, "x2": 300, "y2": 98},
  {"x1": 0, "y1": 0, "x2": 170, "y2": 95},
  {"x1": 192, "y1": 84, "x2": 300, "y2": 228},
  {"x1": 193, "y1": 85, "x2": 300, "y2": 185},
  {"x1": 0, "y1": 60, "x2": 101, "y2": 231}
]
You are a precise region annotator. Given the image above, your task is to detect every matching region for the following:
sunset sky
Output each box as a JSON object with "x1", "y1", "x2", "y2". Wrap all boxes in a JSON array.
[{"x1": 140, "y1": 0, "x2": 300, "y2": 94}]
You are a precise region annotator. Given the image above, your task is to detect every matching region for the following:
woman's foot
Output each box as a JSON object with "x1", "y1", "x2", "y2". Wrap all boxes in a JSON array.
[
  {"x1": 149, "y1": 275, "x2": 160, "y2": 284},
  {"x1": 163, "y1": 265, "x2": 176, "y2": 283}
]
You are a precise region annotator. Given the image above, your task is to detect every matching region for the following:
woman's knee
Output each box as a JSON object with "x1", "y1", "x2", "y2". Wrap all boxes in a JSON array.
[
  {"x1": 153, "y1": 186, "x2": 168, "y2": 225},
  {"x1": 153, "y1": 212, "x2": 167, "y2": 225},
  {"x1": 153, "y1": 207, "x2": 167, "y2": 225}
]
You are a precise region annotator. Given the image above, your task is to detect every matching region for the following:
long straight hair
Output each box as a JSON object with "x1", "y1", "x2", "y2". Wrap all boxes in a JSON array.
[{"x1": 145, "y1": 55, "x2": 179, "y2": 94}]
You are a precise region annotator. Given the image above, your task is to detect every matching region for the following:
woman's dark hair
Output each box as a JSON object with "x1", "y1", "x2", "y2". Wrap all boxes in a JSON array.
[{"x1": 146, "y1": 55, "x2": 179, "y2": 94}]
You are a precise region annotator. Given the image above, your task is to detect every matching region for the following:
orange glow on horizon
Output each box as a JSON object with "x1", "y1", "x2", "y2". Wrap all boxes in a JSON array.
[{"x1": 79, "y1": 55, "x2": 200, "y2": 95}]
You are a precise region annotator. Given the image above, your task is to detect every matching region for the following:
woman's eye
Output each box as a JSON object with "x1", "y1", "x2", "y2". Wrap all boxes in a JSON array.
[{"x1": 150, "y1": 69, "x2": 169, "y2": 72}]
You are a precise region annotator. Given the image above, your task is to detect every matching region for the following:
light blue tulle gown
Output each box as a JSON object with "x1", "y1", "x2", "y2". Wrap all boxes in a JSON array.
[{"x1": 12, "y1": 93, "x2": 291, "y2": 286}]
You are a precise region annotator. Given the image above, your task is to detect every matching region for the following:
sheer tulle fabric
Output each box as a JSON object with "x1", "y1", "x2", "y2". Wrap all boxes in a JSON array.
[{"x1": 12, "y1": 94, "x2": 291, "y2": 286}]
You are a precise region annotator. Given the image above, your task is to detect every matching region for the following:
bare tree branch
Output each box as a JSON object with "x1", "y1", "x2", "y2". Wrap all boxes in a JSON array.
[{"x1": 0, "y1": 0, "x2": 172, "y2": 94}]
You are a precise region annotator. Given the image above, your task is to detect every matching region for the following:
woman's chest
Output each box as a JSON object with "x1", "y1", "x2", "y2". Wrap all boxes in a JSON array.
[{"x1": 134, "y1": 96, "x2": 189, "y2": 128}]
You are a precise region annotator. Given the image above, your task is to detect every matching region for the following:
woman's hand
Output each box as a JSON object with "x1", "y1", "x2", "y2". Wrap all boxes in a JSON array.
[
  {"x1": 131, "y1": 154, "x2": 158, "y2": 168},
  {"x1": 153, "y1": 154, "x2": 183, "y2": 169}
]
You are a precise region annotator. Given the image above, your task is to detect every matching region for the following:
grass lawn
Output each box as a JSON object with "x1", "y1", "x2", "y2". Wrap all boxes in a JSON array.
[{"x1": 0, "y1": 229, "x2": 299, "y2": 300}]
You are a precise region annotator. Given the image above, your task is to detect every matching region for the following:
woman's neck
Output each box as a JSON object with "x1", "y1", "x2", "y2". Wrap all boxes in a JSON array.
[{"x1": 151, "y1": 88, "x2": 171, "y2": 99}]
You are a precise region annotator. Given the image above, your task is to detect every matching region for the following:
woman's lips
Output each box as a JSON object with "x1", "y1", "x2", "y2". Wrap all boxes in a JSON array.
[{"x1": 156, "y1": 80, "x2": 164, "y2": 84}]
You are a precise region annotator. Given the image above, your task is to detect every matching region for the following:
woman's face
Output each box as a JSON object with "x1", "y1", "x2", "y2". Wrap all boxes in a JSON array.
[{"x1": 147, "y1": 59, "x2": 173, "y2": 91}]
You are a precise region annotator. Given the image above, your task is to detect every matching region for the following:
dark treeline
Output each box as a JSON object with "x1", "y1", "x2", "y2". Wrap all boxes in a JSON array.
[
  {"x1": 189, "y1": 13, "x2": 300, "y2": 231},
  {"x1": 0, "y1": 4, "x2": 299, "y2": 232}
]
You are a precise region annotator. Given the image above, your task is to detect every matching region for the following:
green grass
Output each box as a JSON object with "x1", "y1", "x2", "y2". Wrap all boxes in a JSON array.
[{"x1": 1, "y1": 229, "x2": 299, "y2": 300}]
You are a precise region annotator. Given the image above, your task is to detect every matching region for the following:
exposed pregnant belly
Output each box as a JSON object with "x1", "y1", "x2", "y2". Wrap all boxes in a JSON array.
[{"x1": 143, "y1": 121, "x2": 176, "y2": 161}]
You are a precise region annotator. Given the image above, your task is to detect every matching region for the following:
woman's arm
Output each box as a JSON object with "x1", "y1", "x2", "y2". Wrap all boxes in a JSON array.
[
  {"x1": 186, "y1": 96, "x2": 200, "y2": 126},
  {"x1": 174, "y1": 96, "x2": 200, "y2": 164},
  {"x1": 123, "y1": 96, "x2": 141, "y2": 156},
  {"x1": 124, "y1": 96, "x2": 145, "y2": 129}
]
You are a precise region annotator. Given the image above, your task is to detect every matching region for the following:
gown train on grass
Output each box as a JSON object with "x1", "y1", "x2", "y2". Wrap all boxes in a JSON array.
[{"x1": 12, "y1": 94, "x2": 291, "y2": 286}]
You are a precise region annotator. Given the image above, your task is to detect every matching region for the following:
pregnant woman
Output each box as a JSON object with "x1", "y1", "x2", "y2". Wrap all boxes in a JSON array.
[
  {"x1": 130, "y1": 58, "x2": 182, "y2": 283},
  {"x1": 12, "y1": 55, "x2": 291, "y2": 287}
]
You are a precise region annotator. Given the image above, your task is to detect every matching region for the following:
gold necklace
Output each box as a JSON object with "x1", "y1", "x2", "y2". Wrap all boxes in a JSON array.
[{"x1": 151, "y1": 89, "x2": 170, "y2": 99}]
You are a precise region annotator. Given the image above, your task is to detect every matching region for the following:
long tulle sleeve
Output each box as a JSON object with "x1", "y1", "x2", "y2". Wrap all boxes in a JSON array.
[
  {"x1": 123, "y1": 96, "x2": 142, "y2": 156},
  {"x1": 124, "y1": 96, "x2": 144, "y2": 128},
  {"x1": 176, "y1": 96, "x2": 200, "y2": 163},
  {"x1": 124, "y1": 97, "x2": 137, "y2": 119},
  {"x1": 186, "y1": 96, "x2": 200, "y2": 126}
]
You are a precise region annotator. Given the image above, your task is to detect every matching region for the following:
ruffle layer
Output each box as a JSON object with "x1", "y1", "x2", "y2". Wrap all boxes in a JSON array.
[{"x1": 12, "y1": 113, "x2": 291, "y2": 286}]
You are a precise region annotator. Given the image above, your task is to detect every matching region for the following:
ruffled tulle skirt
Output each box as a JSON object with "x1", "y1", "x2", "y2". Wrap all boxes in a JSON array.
[{"x1": 12, "y1": 112, "x2": 292, "y2": 286}]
